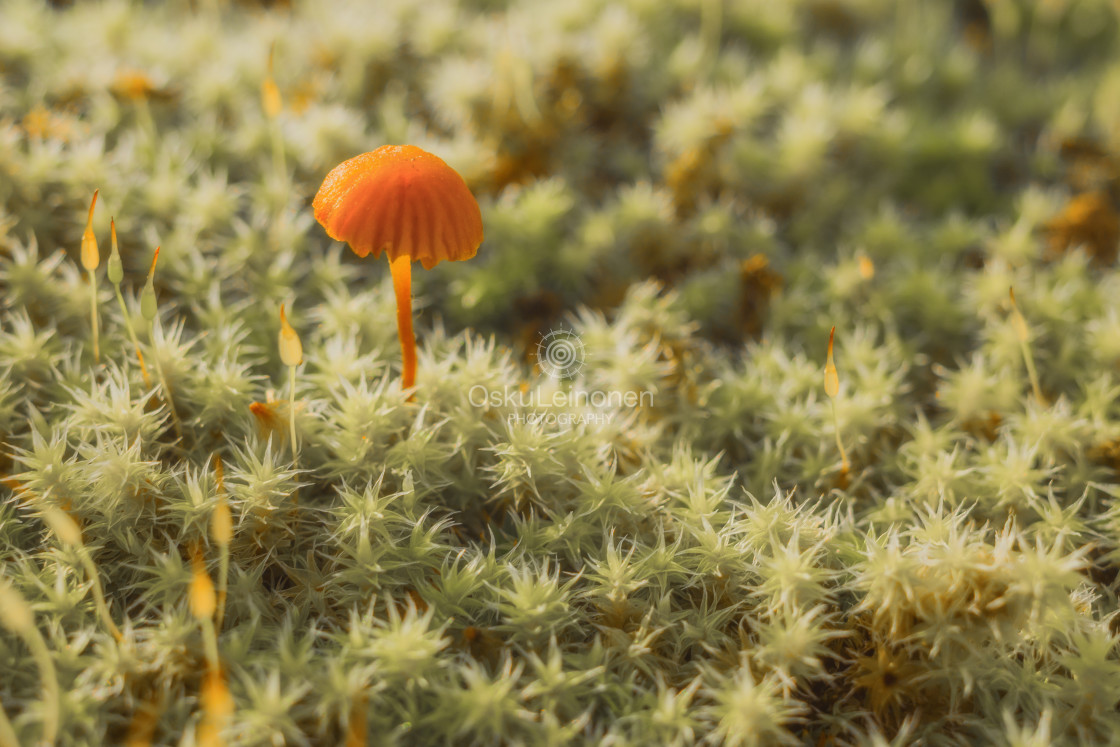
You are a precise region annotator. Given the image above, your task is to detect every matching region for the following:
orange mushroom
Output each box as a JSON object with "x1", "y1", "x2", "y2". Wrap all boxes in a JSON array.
[{"x1": 313, "y1": 145, "x2": 483, "y2": 391}]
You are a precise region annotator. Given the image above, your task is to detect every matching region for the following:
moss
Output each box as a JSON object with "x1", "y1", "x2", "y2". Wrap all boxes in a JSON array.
[{"x1": 2, "y1": 0, "x2": 1120, "y2": 744}]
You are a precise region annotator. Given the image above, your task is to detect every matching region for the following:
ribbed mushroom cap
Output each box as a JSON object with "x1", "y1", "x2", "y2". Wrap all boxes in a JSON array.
[{"x1": 313, "y1": 145, "x2": 483, "y2": 270}]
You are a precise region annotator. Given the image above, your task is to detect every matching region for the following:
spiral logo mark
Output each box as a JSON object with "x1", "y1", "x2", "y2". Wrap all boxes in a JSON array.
[{"x1": 536, "y1": 329, "x2": 585, "y2": 379}]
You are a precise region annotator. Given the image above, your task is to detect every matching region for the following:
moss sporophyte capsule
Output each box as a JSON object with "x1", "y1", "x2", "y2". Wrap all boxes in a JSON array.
[
  {"x1": 140, "y1": 247, "x2": 159, "y2": 323},
  {"x1": 81, "y1": 190, "x2": 101, "y2": 362},
  {"x1": 107, "y1": 219, "x2": 123, "y2": 285}
]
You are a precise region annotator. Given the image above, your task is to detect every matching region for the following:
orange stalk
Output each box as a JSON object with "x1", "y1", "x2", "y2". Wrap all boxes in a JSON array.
[
  {"x1": 389, "y1": 254, "x2": 416, "y2": 391},
  {"x1": 824, "y1": 326, "x2": 849, "y2": 475},
  {"x1": 82, "y1": 190, "x2": 101, "y2": 363}
]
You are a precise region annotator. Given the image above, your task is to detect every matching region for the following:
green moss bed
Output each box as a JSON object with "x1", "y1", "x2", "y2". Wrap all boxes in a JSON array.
[{"x1": 2, "y1": 0, "x2": 1120, "y2": 744}]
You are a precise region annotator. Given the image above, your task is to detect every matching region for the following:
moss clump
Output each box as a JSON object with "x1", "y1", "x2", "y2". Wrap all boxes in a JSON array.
[{"x1": 3, "y1": 0, "x2": 1120, "y2": 744}]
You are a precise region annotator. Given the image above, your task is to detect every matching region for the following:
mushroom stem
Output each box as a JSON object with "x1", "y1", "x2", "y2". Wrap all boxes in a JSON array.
[{"x1": 389, "y1": 254, "x2": 417, "y2": 391}]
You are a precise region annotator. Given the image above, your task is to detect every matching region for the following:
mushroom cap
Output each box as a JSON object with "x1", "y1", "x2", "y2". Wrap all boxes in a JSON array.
[{"x1": 313, "y1": 145, "x2": 484, "y2": 270}]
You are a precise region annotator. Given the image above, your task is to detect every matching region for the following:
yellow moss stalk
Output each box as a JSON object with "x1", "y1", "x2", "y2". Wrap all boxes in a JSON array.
[
  {"x1": 123, "y1": 694, "x2": 162, "y2": 747},
  {"x1": 43, "y1": 507, "x2": 123, "y2": 642},
  {"x1": 262, "y1": 44, "x2": 285, "y2": 179},
  {"x1": 107, "y1": 219, "x2": 151, "y2": 387},
  {"x1": 278, "y1": 304, "x2": 303, "y2": 458},
  {"x1": 345, "y1": 691, "x2": 367, "y2": 747},
  {"x1": 80, "y1": 190, "x2": 101, "y2": 364},
  {"x1": 198, "y1": 665, "x2": 234, "y2": 747},
  {"x1": 140, "y1": 247, "x2": 183, "y2": 441},
  {"x1": 189, "y1": 548, "x2": 220, "y2": 672},
  {"x1": 824, "y1": 326, "x2": 849, "y2": 474},
  {"x1": 194, "y1": 531, "x2": 233, "y2": 747},
  {"x1": 0, "y1": 581, "x2": 59, "y2": 745},
  {"x1": 857, "y1": 254, "x2": 875, "y2": 280},
  {"x1": 211, "y1": 454, "x2": 232, "y2": 632}
]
